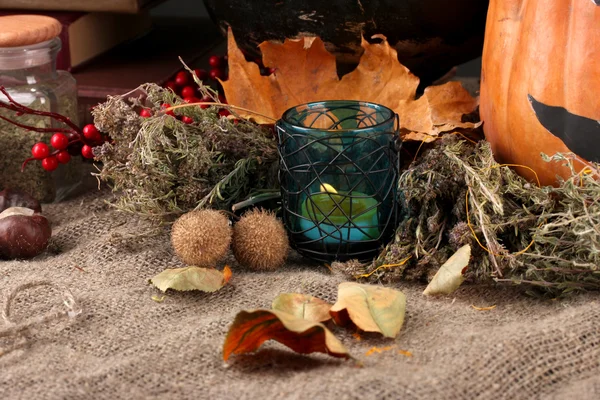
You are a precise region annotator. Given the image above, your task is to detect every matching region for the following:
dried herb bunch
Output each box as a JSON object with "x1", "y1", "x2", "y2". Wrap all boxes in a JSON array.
[
  {"x1": 92, "y1": 83, "x2": 278, "y2": 220},
  {"x1": 338, "y1": 136, "x2": 600, "y2": 295}
]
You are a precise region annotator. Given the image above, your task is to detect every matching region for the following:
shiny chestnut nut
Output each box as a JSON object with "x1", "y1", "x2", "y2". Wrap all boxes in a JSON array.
[
  {"x1": 0, "y1": 207, "x2": 52, "y2": 259},
  {"x1": 0, "y1": 188, "x2": 42, "y2": 213}
]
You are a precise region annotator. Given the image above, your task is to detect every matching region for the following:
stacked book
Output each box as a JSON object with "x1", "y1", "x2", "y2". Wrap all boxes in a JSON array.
[
  {"x1": 0, "y1": 0, "x2": 223, "y2": 123},
  {"x1": 0, "y1": 0, "x2": 160, "y2": 70}
]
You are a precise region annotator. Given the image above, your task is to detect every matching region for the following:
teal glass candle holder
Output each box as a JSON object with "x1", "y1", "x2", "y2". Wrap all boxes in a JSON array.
[{"x1": 277, "y1": 100, "x2": 400, "y2": 263}]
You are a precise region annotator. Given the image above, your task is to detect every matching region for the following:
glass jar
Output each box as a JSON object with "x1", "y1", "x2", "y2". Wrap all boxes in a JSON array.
[
  {"x1": 0, "y1": 35, "x2": 84, "y2": 202},
  {"x1": 277, "y1": 100, "x2": 400, "y2": 263}
]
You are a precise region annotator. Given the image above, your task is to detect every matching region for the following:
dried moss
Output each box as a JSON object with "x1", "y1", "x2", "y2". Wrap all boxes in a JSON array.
[
  {"x1": 92, "y1": 83, "x2": 278, "y2": 221},
  {"x1": 341, "y1": 136, "x2": 600, "y2": 295}
]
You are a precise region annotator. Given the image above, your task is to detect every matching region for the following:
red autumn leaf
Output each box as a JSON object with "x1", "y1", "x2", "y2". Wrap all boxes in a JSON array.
[
  {"x1": 222, "y1": 265, "x2": 232, "y2": 284},
  {"x1": 223, "y1": 309, "x2": 349, "y2": 361}
]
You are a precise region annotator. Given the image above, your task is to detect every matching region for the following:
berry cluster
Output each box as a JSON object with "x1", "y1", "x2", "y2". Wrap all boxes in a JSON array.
[
  {"x1": 157, "y1": 52, "x2": 275, "y2": 124},
  {"x1": 156, "y1": 53, "x2": 243, "y2": 122},
  {"x1": 0, "y1": 86, "x2": 109, "y2": 173},
  {"x1": 29, "y1": 124, "x2": 107, "y2": 171},
  {"x1": 163, "y1": 54, "x2": 229, "y2": 104}
]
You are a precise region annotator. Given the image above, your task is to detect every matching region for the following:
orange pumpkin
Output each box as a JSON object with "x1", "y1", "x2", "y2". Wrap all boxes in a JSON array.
[{"x1": 480, "y1": 0, "x2": 600, "y2": 186}]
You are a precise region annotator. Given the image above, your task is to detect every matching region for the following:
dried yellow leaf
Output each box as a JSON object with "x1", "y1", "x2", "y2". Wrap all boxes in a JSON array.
[
  {"x1": 330, "y1": 282, "x2": 406, "y2": 339},
  {"x1": 423, "y1": 244, "x2": 471, "y2": 296},
  {"x1": 151, "y1": 295, "x2": 165, "y2": 303},
  {"x1": 398, "y1": 349, "x2": 413, "y2": 357}
]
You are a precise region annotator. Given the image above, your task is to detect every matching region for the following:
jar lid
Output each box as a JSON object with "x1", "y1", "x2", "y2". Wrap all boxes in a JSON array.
[{"x1": 0, "y1": 15, "x2": 62, "y2": 48}]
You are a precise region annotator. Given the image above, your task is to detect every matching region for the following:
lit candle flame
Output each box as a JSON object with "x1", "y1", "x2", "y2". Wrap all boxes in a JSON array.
[{"x1": 319, "y1": 183, "x2": 338, "y2": 194}]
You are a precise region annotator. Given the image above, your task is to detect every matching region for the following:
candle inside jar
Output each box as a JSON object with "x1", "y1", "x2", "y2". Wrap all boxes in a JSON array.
[{"x1": 299, "y1": 184, "x2": 380, "y2": 243}]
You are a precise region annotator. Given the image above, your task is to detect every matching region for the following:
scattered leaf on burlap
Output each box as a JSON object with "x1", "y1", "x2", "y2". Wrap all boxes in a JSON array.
[
  {"x1": 223, "y1": 309, "x2": 349, "y2": 361},
  {"x1": 329, "y1": 282, "x2": 406, "y2": 339},
  {"x1": 365, "y1": 346, "x2": 395, "y2": 356},
  {"x1": 398, "y1": 349, "x2": 413, "y2": 357},
  {"x1": 222, "y1": 265, "x2": 233, "y2": 284},
  {"x1": 271, "y1": 293, "x2": 332, "y2": 322},
  {"x1": 151, "y1": 295, "x2": 166, "y2": 303},
  {"x1": 221, "y1": 29, "x2": 480, "y2": 141},
  {"x1": 423, "y1": 244, "x2": 471, "y2": 296},
  {"x1": 150, "y1": 266, "x2": 231, "y2": 293}
]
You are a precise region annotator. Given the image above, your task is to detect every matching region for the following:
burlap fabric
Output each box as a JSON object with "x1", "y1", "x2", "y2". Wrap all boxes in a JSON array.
[{"x1": 1, "y1": 191, "x2": 599, "y2": 400}]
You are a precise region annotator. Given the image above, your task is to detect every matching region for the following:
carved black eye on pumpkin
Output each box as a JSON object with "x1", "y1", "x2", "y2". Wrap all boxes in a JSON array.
[{"x1": 528, "y1": 95, "x2": 600, "y2": 163}]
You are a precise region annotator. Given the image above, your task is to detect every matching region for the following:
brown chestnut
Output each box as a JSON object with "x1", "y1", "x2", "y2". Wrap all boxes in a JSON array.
[
  {"x1": 0, "y1": 188, "x2": 42, "y2": 213},
  {"x1": 0, "y1": 206, "x2": 52, "y2": 259}
]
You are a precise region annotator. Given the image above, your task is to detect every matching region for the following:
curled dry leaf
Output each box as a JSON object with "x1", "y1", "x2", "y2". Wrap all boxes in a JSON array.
[
  {"x1": 365, "y1": 345, "x2": 396, "y2": 356},
  {"x1": 150, "y1": 266, "x2": 232, "y2": 293},
  {"x1": 423, "y1": 244, "x2": 471, "y2": 296},
  {"x1": 271, "y1": 293, "x2": 332, "y2": 322},
  {"x1": 223, "y1": 309, "x2": 349, "y2": 361},
  {"x1": 151, "y1": 295, "x2": 166, "y2": 303},
  {"x1": 330, "y1": 282, "x2": 406, "y2": 339},
  {"x1": 222, "y1": 265, "x2": 233, "y2": 284},
  {"x1": 221, "y1": 29, "x2": 480, "y2": 141}
]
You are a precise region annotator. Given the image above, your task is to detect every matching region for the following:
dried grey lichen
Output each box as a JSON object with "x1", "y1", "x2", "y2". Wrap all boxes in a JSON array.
[{"x1": 92, "y1": 83, "x2": 278, "y2": 221}]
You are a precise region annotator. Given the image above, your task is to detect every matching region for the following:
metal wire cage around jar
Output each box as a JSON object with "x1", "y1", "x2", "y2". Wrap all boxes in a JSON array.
[{"x1": 277, "y1": 100, "x2": 400, "y2": 263}]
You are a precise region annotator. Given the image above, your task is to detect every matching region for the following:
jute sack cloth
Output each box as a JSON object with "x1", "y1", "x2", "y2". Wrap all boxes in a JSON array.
[{"x1": 1, "y1": 191, "x2": 599, "y2": 400}]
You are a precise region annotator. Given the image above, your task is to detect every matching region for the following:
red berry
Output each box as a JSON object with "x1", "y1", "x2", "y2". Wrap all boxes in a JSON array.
[
  {"x1": 41, "y1": 156, "x2": 59, "y2": 171},
  {"x1": 50, "y1": 133, "x2": 69, "y2": 150},
  {"x1": 140, "y1": 108, "x2": 152, "y2": 118},
  {"x1": 81, "y1": 145, "x2": 94, "y2": 159},
  {"x1": 268, "y1": 67, "x2": 276, "y2": 75},
  {"x1": 161, "y1": 103, "x2": 175, "y2": 117},
  {"x1": 164, "y1": 80, "x2": 177, "y2": 92},
  {"x1": 223, "y1": 55, "x2": 228, "y2": 63},
  {"x1": 209, "y1": 68, "x2": 225, "y2": 81},
  {"x1": 174, "y1": 71, "x2": 189, "y2": 86},
  {"x1": 181, "y1": 116, "x2": 194, "y2": 124},
  {"x1": 209, "y1": 55, "x2": 222, "y2": 68},
  {"x1": 181, "y1": 86, "x2": 196, "y2": 99},
  {"x1": 83, "y1": 124, "x2": 101, "y2": 142},
  {"x1": 218, "y1": 94, "x2": 227, "y2": 104},
  {"x1": 219, "y1": 109, "x2": 231, "y2": 118},
  {"x1": 31, "y1": 142, "x2": 49, "y2": 160},
  {"x1": 56, "y1": 150, "x2": 71, "y2": 164},
  {"x1": 194, "y1": 69, "x2": 208, "y2": 80}
]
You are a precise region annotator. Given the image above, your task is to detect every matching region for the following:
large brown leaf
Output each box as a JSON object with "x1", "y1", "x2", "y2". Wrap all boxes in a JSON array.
[
  {"x1": 221, "y1": 29, "x2": 480, "y2": 141},
  {"x1": 223, "y1": 309, "x2": 349, "y2": 361}
]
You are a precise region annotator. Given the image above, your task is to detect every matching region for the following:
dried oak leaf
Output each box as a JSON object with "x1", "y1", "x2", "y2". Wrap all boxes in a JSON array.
[
  {"x1": 223, "y1": 309, "x2": 349, "y2": 361},
  {"x1": 423, "y1": 244, "x2": 471, "y2": 296},
  {"x1": 330, "y1": 282, "x2": 406, "y2": 339},
  {"x1": 221, "y1": 29, "x2": 480, "y2": 141},
  {"x1": 271, "y1": 293, "x2": 332, "y2": 323},
  {"x1": 150, "y1": 266, "x2": 232, "y2": 293}
]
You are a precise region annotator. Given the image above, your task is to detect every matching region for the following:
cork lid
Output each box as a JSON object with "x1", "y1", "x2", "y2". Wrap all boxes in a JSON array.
[{"x1": 0, "y1": 15, "x2": 62, "y2": 48}]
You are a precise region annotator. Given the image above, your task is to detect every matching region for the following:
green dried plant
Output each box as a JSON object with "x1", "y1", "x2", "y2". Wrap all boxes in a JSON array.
[
  {"x1": 337, "y1": 136, "x2": 600, "y2": 295},
  {"x1": 91, "y1": 83, "x2": 278, "y2": 221}
]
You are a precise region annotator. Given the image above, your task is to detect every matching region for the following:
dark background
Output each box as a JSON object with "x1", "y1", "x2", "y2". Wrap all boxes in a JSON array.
[{"x1": 151, "y1": 0, "x2": 483, "y2": 77}]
